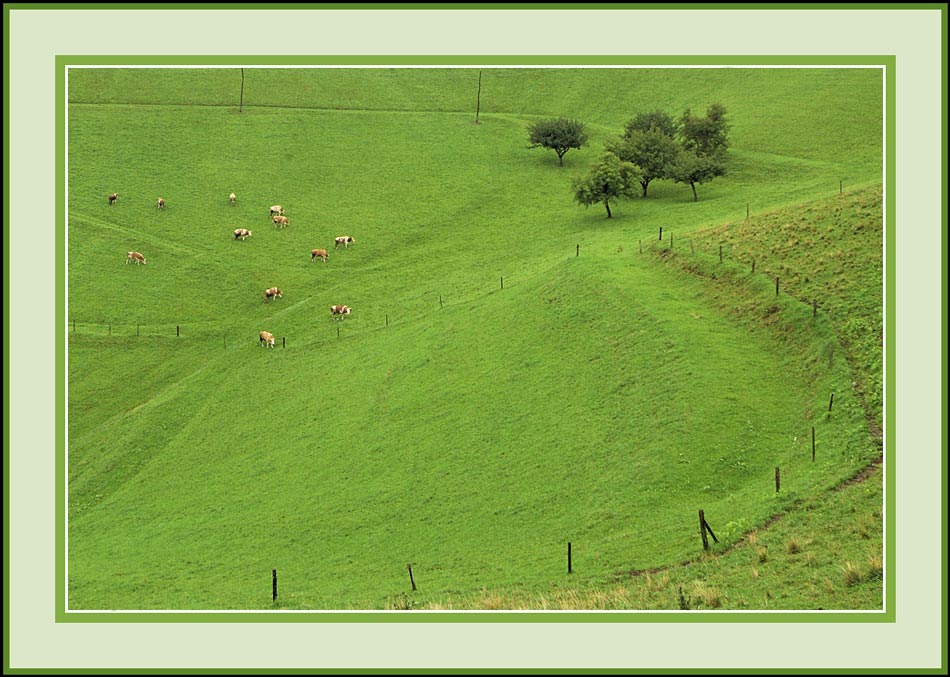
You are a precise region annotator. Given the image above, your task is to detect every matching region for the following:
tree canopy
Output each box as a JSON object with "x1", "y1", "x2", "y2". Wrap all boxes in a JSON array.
[
  {"x1": 623, "y1": 110, "x2": 677, "y2": 139},
  {"x1": 527, "y1": 117, "x2": 589, "y2": 166},
  {"x1": 668, "y1": 149, "x2": 727, "y2": 202},
  {"x1": 679, "y1": 103, "x2": 730, "y2": 157},
  {"x1": 606, "y1": 127, "x2": 680, "y2": 197},
  {"x1": 572, "y1": 152, "x2": 641, "y2": 218}
]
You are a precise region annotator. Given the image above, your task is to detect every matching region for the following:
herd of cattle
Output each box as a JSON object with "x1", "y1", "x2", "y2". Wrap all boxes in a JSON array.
[{"x1": 113, "y1": 191, "x2": 356, "y2": 346}]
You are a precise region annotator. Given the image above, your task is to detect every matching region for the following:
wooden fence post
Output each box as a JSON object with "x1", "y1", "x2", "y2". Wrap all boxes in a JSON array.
[
  {"x1": 386, "y1": 314, "x2": 389, "y2": 328},
  {"x1": 828, "y1": 393, "x2": 834, "y2": 413},
  {"x1": 272, "y1": 569, "x2": 277, "y2": 601},
  {"x1": 500, "y1": 276, "x2": 504, "y2": 289},
  {"x1": 567, "y1": 542, "x2": 572, "y2": 574},
  {"x1": 719, "y1": 245, "x2": 723, "y2": 263},
  {"x1": 659, "y1": 226, "x2": 663, "y2": 241},
  {"x1": 775, "y1": 277, "x2": 780, "y2": 296},
  {"x1": 812, "y1": 426, "x2": 816, "y2": 461},
  {"x1": 775, "y1": 466, "x2": 781, "y2": 493},
  {"x1": 282, "y1": 337, "x2": 286, "y2": 348},
  {"x1": 576, "y1": 244, "x2": 579, "y2": 257},
  {"x1": 407, "y1": 563, "x2": 417, "y2": 591},
  {"x1": 439, "y1": 294, "x2": 443, "y2": 308},
  {"x1": 177, "y1": 325, "x2": 180, "y2": 337},
  {"x1": 699, "y1": 509, "x2": 709, "y2": 551},
  {"x1": 639, "y1": 240, "x2": 642, "y2": 254}
]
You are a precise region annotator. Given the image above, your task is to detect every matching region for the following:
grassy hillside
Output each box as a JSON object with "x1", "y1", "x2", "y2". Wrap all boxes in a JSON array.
[
  {"x1": 66, "y1": 67, "x2": 884, "y2": 610},
  {"x1": 685, "y1": 186, "x2": 884, "y2": 432}
]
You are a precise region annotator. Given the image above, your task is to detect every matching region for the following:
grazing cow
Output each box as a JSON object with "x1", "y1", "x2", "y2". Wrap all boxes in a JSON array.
[
  {"x1": 126, "y1": 251, "x2": 146, "y2": 265},
  {"x1": 259, "y1": 330, "x2": 276, "y2": 348},
  {"x1": 269, "y1": 205, "x2": 285, "y2": 217},
  {"x1": 229, "y1": 192, "x2": 236, "y2": 206},
  {"x1": 334, "y1": 236, "x2": 355, "y2": 249},
  {"x1": 157, "y1": 197, "x2": 165, "y2": 210},
  {"x1": 264, "y1": 287, "x2": 283, "y2": 302},
  {"x1": 108, "y1": 193, "x2": 119, "y2": 205},
  {"x1": 272, "y1": 215, "x2": 289, "y2": 228},
  {"x1": 330, "y1": 304, "x2": 351, "y2": 319},
  {"x1": 234, "y1": 228, "x2": 252, "y2": 241},
  {"x1": 311, "y1": 248, "x2": 329, "y2": 262}
]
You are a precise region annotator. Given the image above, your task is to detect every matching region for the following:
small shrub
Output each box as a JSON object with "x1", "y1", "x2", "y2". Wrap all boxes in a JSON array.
[
  {"x1": 786, "y1": 537, "x2": 801, "y2": 555},
  {"x1": 842, "y1": 561, "x2": 864, "y2": 587},
  {"x1": 758, "y1": 546, "x2": 769, "y2": 563}
]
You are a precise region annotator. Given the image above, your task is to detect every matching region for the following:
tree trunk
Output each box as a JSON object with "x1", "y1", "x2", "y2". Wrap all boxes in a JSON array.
[
  {"x1": 691, "y1": 181, "x2": 698, "y2": 202},
  {"x1": 604, "y1": 199, "x2": 612, "y2": 218},
  {"x1": 641, "y1": 179, "x2": 649, "y2": 197},
  {"x1": 558, "y1": 150, "x2": 565, "y2": 166}
]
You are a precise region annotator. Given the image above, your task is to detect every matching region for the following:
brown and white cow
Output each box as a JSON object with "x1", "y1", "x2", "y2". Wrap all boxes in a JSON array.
[
  {"x1": 108, "y1": 193, "x2": 119, "y2": 205},
  {"x1": 259, "y1": 330, "x2": 276, "y2": 348},
  {"x1": 157, "y1": 197, "x2": 165, "y2": 210},
  {"x1": 269, "y1": 205, "x2": 285, "y2": 217},
  {"x1": 264, "y1": 287, "x2": 283, "y2": 302},
  {"x1": 229, "y1": 192, "x2": 236, "y2": 206},
  {"x1": 234, "y1": 228, "x2": 252, "y2": 240},
  {"x1": 272, "y1": 215, "x2": 289, "y2": 228},
  {"x1": 311, "y1": 248, "x2": 329, "y2": 263},
  {"x1": 334, "y1": 236, "x2": 355, "y2": 249},
  {"x1": 330, "y1": 304, "x2": 351, "y2": 319},
  {"x1": 126, "y1": 251, "x2": 146, "y2": 265}
]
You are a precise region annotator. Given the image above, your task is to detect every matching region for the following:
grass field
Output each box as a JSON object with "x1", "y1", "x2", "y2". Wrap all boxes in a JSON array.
[{"x1": 66, "y1": 67, "x2": 884, "y2": 610}]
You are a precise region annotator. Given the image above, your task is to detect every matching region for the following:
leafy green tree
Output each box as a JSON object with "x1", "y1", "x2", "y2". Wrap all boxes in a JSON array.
[
  {"x1": 623, "y1": 110, "x2": 677, "y2": 139},
  {"x1": 572, "y1": 152, "x2": 641, "y2": 218},
  {"x1": 527, "y1": 117, "x2": 589, "y2": 166},
  {"x1": 669, "y1": 149, "x2": 727, "y2": 202},
  {"x1": 606, "y1": 128, "x2": 680, "y2": 197},
  {"x1": 679, "y1": 103, "x2": 730, "y2": 156}
]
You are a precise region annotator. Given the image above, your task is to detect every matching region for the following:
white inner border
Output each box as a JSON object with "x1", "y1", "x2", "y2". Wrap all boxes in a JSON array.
[
  {"x1": 9, "y1": 6, "x2": 942, "y2": 671},
  {"x1": 63, "y1": 62, "x2": 888, "y2": 617}
]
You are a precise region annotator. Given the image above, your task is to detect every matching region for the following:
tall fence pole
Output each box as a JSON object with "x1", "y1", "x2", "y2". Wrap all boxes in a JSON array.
[
  {"x1": 699, "y1": 509, "x2": 709, "y2": 551},
  {"x1": 775, "y1": 277, "x2": 780, "y2": 297},
  {"x1": 775, "y1": 467, "x2": 781, "y2": 493},
  {"x1": 828, "y1": 393, "x2": 835, "y2": 413},
  {"x1": 659, "y1": 226, "x2": 663, "y2": 241},
  {"x1": 240, "y1": 68, "x2": 245, "y2": 113},
  {"x1": 500, "y1": 276, "x2": 504, "y2": 290},
  {"x1": 177, "y1": 325, "x2": 180, "y2": 337},
  {"x1": 272, "y1": 569, "x2": 277, "y2": 601},
  {"x1": 719, "y1": 245, "x2": 723, "y2": 263},
  {"x1": 567, "y1": 542, "x2": 573, "y2": 574},
  {"x1": 407, "y1": 563, "x2": 417, "y2": 591},
  {"x1": 812, "y1": 426, "x2": 816, "y2": 461},
  {"x1": 576, "y1": 243, "x2": 579, "y2": 257}
]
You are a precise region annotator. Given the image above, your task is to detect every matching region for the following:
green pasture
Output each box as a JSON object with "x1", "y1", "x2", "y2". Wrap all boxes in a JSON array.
[{"x1": 66, "y1": 67, "x2": 884, "y2": 610}]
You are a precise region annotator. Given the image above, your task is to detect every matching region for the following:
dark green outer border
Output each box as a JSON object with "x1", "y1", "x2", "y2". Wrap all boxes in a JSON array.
[
  {"x1": 54, "y1": 54, "x2": 895, "y2": 626},
  {"x1": 2, "y1": 3, "x2": 943, "y2": 674},
  {"x1": 3, "y1": 2, "x2": 950, "y2": 10}
]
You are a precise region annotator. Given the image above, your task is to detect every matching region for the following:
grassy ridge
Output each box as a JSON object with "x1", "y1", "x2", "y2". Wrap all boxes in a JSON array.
[
  {"x1": 66, "y1": 68, "x2": 883, "y2": 610},
  {"x1": 686, "y1": 186, "x2": 884, "y2": 431}
]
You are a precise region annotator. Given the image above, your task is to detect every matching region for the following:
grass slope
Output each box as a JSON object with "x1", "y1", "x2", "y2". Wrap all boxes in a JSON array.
[{"x1": 66, "y1": 68, "x2": 883, "y2": 610}]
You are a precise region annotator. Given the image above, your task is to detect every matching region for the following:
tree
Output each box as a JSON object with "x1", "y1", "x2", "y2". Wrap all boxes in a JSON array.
[
  {"x1": 527, "y1": 117, "x2": 589, "y2": 166},
  {"x1": 572, "y1": 152, "x2": 641, "y2": 218},
  {"x1": 679, "y1": 103, "x2": 730, "y2": 157},
  {"x1": 669, "y1": 149, "x2": 727, "y2": 202},
  {"x1": 606, "y1": 127, "x2": 680, "y2": 197},
  {"x1": 623, "y1": 110, "x2": 677, "y2": 139}
]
